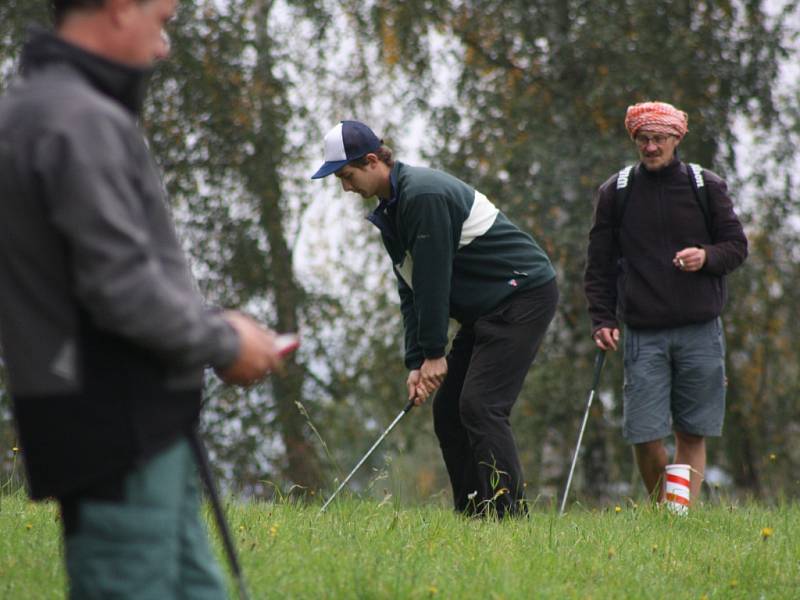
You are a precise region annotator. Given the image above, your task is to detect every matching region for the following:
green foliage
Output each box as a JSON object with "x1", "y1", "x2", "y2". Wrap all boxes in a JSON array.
[
  {"x1": 145, "y1": 0, "x2": 331, "y2": 489},
  {"x1": 0, "y1": 1, "x2": 799, "y2": 503},
  {"x1": 0, "y1": 2, "x2": 50, "y2": 89}
]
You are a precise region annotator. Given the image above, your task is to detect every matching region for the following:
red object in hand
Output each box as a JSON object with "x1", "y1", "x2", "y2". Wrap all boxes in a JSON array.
[{"x1": 275, "y1": 333, "x2": 300, "y2": 357}]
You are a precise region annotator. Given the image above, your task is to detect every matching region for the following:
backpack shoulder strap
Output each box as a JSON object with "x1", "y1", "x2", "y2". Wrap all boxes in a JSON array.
[
  {"x1": 687, "y1": 163, "x2": 712, "y2": 238},
  {"x1": 617, "y1": 164, "x2": 634, "y2": 191},
  {"x1": 613, "y1": 164, "x2": 636, "y2": 246}
]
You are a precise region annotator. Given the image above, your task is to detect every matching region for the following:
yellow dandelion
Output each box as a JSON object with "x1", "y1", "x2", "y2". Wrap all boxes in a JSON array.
[
  {"x1": 12, "y1": 447, "x2": 19, "y2": 453},
  {"x1": 769, "y1": 453, "x2": 777, "y2": 462},
  {"x1": 607, "y1": 547, "x2": 616, "y2": 558},
  {"x1": 700, "y1": 594, "x2": 709, "y2": 600},
  {"x1": 761, "y1": 527, "x2": 774, "y2": 540},
  {"x1": 25, "y1": 523, "x2": 32, "y2": 530},
  {"x1": 651, "y1": 544, "x2": 658, "y2": 553},
  {"x1": 428, "y1": 585, "x2": 438, "y2": 595},
  {"x1": 729, "y1": 579, "x2": 738, "y2": 588},
  {"x1": 269, "y1": 525, "x2": 278, "y2": 538},
  {"x1": 238, "y1": 525, "x2": 245, "y2": 533},
  {"x1": 614, "y1": 505, "x2": 622, "y2": 513}
]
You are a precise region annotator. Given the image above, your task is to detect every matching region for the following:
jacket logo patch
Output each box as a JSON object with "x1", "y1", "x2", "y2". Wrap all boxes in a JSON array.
[{"x1": 396, "y1": 253, "x2": 414, "y2": 289}]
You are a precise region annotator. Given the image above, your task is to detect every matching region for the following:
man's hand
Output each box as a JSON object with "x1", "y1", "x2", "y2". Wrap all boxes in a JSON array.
[
  {"x1": 407, "y1": 370, "x2": 422, "y2": 404},
  {"x1": 411, "y1": 357, "x2": 448, "y2": 405},
  {"x1": 215, "y1": 311, "x2": 284, "y2": 386},
  {"x1": 593, "y1": 327, "x2": 620, "y2": 352},
  {"x1": 673, "y1": 247, "x2": 706, "y2": 272}
]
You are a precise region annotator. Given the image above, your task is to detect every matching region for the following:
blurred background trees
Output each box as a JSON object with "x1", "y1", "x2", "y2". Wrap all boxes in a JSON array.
[{"x1": 1, "y1": 0, "x2": 799, "y2": 505}]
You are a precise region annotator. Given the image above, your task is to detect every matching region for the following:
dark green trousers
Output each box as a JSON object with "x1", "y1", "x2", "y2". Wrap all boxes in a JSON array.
[{"x1": 59, "y1": 436, "x2": 227, "y2": 599}]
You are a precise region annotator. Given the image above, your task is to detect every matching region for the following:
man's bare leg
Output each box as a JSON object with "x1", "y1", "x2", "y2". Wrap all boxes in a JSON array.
[
  {"x1": 634, "y1": 440, "x2": 668, "y2": 502},
  {"x1": 674, "y1": 431, "x2": 705, "y2": 505}
]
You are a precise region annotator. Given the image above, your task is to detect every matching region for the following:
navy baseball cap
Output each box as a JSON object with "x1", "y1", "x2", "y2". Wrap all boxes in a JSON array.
[{"x1": 311, "y1": 120, "x2": 382, "y2": 179}]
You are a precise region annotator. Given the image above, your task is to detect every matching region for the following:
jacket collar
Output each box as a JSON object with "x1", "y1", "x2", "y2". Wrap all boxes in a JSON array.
[
  {"x1": 638, "y1": 155, "x2": 682, "y2": 179},
  {"x1": 20, "y1": 26, "x2": 153, "y2": 115},
  {"x1": 366, "y1": 162, "x2": 403, "y2": 240}
]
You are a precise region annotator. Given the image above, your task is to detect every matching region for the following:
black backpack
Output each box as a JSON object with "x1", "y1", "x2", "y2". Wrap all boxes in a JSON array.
[{"x1": 613, "y1": 162, "x2": 712, "y2": 245}]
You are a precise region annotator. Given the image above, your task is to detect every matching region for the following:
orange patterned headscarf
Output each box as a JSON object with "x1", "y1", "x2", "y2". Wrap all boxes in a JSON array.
[{"x1": 624, "y1": 101, "x2": 689, "y2": 140}]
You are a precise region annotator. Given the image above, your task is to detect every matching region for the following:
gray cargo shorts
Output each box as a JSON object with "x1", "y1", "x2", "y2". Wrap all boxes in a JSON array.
[{"x1": 622, "y1": 318, "x2": 726, "y2": 444}]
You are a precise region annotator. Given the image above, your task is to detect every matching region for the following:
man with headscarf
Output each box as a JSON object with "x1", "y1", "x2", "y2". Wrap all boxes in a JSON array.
[{"x1": 584, "y1": 101, "x2": 747, "y2": 508}]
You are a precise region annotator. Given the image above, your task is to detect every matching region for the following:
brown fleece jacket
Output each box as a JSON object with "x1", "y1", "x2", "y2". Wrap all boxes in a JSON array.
[{"x1": 584, "y1": 158, "x2": 747, "y2": 333}]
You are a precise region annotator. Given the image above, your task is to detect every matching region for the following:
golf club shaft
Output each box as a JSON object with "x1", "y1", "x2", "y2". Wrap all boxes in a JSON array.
[
  {"x1": 320, "y1": 400, "x2": 415, "y2": 512},
  {"x1": 559, "y1": 350, "x2": 606, "y2": 516},
  {"x1": 189, "y1": 429, "x2": 251, "y2": 600}
]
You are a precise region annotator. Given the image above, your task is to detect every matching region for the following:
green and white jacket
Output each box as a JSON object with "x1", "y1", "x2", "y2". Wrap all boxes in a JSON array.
[{"x1": 368, "y1": 162, "x2": 555, "y2": 369}]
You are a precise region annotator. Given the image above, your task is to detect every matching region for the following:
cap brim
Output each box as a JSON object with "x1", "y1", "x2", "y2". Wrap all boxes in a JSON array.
[{"x1": 311, "y1": 159, "x2": 350, "y2": 179}]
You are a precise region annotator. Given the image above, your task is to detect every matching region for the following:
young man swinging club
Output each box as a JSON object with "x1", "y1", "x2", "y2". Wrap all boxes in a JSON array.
[{"x1": 312, "y1": 120, "x2": 558, "y2": 517}]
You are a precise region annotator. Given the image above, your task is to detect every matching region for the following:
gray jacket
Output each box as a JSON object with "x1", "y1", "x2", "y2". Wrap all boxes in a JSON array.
[{"x1": 0, "y1": 29, "x2": 239, "y2": 498}]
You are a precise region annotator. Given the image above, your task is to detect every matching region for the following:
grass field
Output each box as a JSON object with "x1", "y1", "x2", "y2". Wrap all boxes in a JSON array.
[{"x1": 1, "y1": 490, "x2": 798, "y2": 599}]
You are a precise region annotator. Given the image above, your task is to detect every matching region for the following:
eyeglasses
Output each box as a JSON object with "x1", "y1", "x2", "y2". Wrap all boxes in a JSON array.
[{"x1": 634, "y1": 133, "x2": 673, "y2": 147}]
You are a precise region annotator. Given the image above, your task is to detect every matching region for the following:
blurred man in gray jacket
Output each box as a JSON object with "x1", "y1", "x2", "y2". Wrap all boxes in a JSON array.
[{"x1": 0, "y1": 1, "x2": 284, "y2": 597}]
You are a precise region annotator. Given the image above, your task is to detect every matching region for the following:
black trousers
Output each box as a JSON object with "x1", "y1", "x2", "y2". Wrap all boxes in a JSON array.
[{"x1": 433, "y1": 278, "x2": 558, "y2": 517}]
